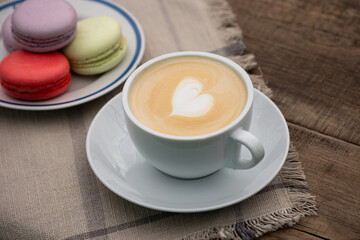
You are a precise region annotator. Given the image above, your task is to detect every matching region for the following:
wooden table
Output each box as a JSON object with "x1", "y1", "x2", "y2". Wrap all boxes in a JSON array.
[{"x1": 226, "y1": 0, "x2": 360, "y2": 239}]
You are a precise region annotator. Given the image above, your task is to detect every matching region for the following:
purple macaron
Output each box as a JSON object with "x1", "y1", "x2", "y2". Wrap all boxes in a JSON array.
[
  {"x1": 2, "y1": 14, "x2": 19, "y2": 52},
  {"x1": 11, "y1": 0, "x2": 77, "y2": 53}
]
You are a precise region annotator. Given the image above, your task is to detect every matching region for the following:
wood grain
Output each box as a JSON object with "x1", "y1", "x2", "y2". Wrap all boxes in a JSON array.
[
  {"x1": 227, "y1": 0, "x2": 360, "y2": 145},
  {"x1": 226, "y1": 0, "x2": 360, "y2": 239},
  {"x1": 287, "y1": 123, "x2": 360, "y2": 240},
  {"x1": 261, "y1": 228, "x2": 327, "y2": 240}
]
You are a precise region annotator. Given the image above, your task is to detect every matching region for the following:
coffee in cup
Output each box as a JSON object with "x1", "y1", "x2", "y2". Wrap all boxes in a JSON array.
[{"x1": 128, "y1": 56, "x2": 247, "y2": 136}]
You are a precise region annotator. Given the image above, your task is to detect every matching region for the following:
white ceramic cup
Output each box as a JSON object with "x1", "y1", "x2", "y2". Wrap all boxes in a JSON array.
[{"x1": 122, "y1": 51, "x2": 265, "y2": 179}]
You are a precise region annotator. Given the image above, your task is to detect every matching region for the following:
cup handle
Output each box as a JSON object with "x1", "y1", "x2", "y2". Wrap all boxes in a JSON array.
[{"x1": 229, "y1": 128, "x2": 265, "y2": 169}]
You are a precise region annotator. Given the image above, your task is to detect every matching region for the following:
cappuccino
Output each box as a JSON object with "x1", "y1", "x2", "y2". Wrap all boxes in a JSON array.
[{"x1": 128, "y1": 56, "x2": 247, "y2": 136}]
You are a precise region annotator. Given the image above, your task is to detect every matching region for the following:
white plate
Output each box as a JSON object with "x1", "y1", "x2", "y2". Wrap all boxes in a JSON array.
[
  {"x1": 0, "y1": 0, "x2": 145, "y2": 110},
  {"x1": 86, "y1": 89, "x2": 290, "y2": 213}
]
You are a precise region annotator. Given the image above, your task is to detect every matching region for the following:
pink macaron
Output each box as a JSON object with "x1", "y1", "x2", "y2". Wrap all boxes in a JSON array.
[{"x1": 11, "y1": 0, "x2": 77, "y2": 53}]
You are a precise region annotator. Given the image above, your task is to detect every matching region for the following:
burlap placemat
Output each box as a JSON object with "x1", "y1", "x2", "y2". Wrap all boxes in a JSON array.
[{"x1": 0, "y1": 0, "x2": 316, "y2": 239}]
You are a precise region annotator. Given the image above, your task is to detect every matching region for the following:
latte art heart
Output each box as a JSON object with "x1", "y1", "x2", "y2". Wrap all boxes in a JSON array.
[{"x1": 170, "y1": 77, "x2": 214, "y2": 117}]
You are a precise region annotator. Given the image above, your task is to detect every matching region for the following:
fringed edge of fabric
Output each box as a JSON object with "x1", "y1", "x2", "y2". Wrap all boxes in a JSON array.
[
  {"x1": 207, "y1": 0, "x2": 244, "y2": 44},
  {"x1": 180, "y1": 144, "x2": 317, "y2": 240}
]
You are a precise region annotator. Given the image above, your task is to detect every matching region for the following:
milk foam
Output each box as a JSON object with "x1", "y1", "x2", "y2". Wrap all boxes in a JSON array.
[
  {"x1": 128, "y1": 56, "x2": 247, "y2": 136},
  {"x1": 170, "y1": 77, "x2": 214, "y2": 117}
]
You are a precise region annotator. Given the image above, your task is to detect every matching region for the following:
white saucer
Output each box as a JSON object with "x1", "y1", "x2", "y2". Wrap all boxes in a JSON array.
[
  {"x1": 86, "y1": 89, "x2": 290, "y2": 213},
  {"x1": 0, "y1": 0, "x2": 145, "y2": 110}
]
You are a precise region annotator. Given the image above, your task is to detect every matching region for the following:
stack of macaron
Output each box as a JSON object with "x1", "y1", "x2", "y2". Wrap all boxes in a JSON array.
[{"x1": 0, "y1": 0, "x2": 127, "y2": 101}]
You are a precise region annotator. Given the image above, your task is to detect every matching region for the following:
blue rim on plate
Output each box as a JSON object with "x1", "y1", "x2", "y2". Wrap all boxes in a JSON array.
[{"x1": 0, "y1": 0, "x2": 144, "y2": 110}]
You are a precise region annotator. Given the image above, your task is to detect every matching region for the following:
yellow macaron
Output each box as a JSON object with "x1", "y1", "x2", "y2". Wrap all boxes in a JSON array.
[{"x1": 63, "y1": 16, "x2": 127, "y2": 75}]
